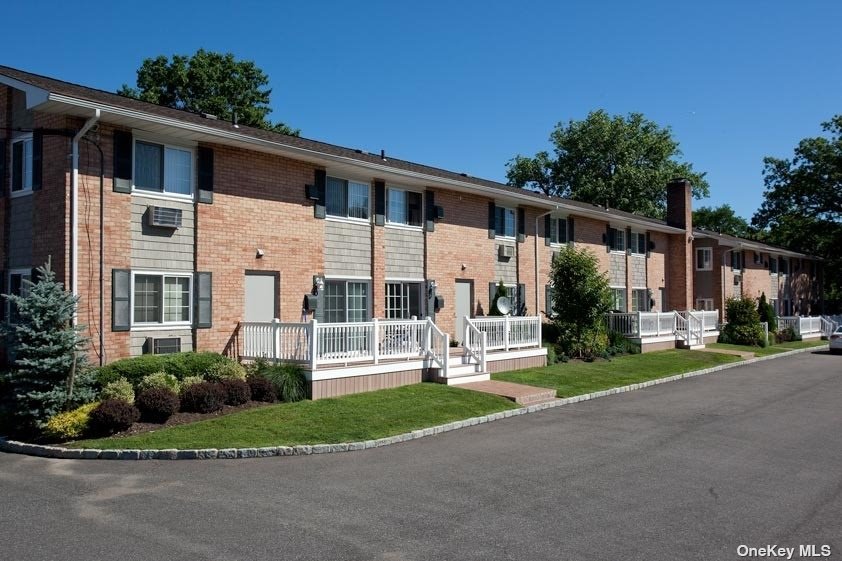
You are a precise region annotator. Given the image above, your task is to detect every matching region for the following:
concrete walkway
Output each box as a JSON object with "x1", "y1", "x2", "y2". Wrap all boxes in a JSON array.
[
  {"x1": 460, "y1": 379, "x2": 557, "y2": 405},
  {"x1": 695, "y1": 346, "x2": 755, "y2": 359}
]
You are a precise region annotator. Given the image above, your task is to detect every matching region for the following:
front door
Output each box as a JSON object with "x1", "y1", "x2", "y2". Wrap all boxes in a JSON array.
[
  {"x1": 455, "y1": 280, "x2": 473, "y2": 344},
  {"x1": 244, "y1": 272, "x2": 278, "y2": 322}
]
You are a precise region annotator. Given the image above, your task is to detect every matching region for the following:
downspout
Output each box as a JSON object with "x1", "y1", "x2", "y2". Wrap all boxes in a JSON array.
[
  {"x1": 720, "y1": 247, "x2": 734, "y2": 322},
  {"x1": 71, "y1": 109, "x2": 100, "y2": 324},
  {"x1": 534, "y1": 207, "x2": 558, "y2": 315}
]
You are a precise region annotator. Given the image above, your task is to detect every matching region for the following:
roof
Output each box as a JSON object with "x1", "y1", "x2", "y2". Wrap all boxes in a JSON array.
[{"x1": 693, "y1": 228, "x2": 815, "y2": 259}]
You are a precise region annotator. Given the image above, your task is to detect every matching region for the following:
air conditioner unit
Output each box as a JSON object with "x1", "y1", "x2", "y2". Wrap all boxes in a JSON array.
[
  {"x1": 144, "y1": 337, "x2": 182, "y2": 355},
  {"x1": 733, "y1": 274, "x2": 741, "y2": 285},
  {"x1": 148, "y1": 206, "x2": 183, "y2": 228},
  {"x1": 498, "y1": 245, "x2": 514, "y2": 258}
]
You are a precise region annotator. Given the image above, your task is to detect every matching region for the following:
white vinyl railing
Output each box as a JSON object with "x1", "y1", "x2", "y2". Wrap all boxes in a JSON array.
[
  {"x1": 778, "y1": 317, "x2": 799, "y2": 333},
  {"x1": 822, "y1": 316, "x2": 839, "y2": 338},
  {"x1": 428, "y1": 321, "x2": 450, "y2": 378},
  {"x1": 608, "y1": 310, "x2": 718, "y2": 341},
  {"x1": 798, "y1": 316, "x2": 823, "y2": 336},
  {"x1": 697, "y1": 311, "x2": 719, "y2": 332},
  {"x1": 241, "y1": 320, "x2": 311, "y2": 362},
  {"x1": 463, "y1": 319, "x2": 487, "y2": 373},
  {"x1": 469, "y1": 316, "x2": 542, "y2": 351}
]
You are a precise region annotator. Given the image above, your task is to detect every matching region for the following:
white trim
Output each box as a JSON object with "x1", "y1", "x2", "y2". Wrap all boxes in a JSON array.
[
  {"x1": 129, "y1": 325, "x2": 193, "y2": 333},
  {"x1": 494, "y1": 204, "x2": 517, "y2": 239},
  {"x1": 485, "y1": 347, "x2": 548, "y2": 362},
  {"x1": 324, "y1": 216, "x2": 371, "y2": 226},
  {"x1": 629, "y1": 231, "x2": 647, "y2": 256},
  {"x1": 131, "y1": 135, "x2": 197, "y2": 200},
  {"x1": 323, "y1": 274, "x2": 372, "y2": 280},
  {"x1": 0, "y1": 75, "x2": 49, "y2": 107},
  {"x1": 384, "y1": 223, "x2": 424, "y2": 232},
  {"x1": 130, "y1": 270, "x2": 194, "y2": 328},
  {"x1": 9, "y1": 133, "x2": 33, "y2": 196},
  {"x1": 384, "y1": 277, "x2": 426, "y2": 282},
  {"x1": 630, "y1": 335, "x2": 680, "y2": 344}
]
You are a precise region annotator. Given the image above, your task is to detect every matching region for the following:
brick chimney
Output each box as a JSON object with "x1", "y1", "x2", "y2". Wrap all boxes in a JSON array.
[{"x1": 665, "y1": 179, "x2": 694, "y2": 311}]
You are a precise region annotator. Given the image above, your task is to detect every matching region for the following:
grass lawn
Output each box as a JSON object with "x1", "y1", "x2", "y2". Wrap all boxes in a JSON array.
[
  {"x1": 708, "y1": 339, "x2": 826, "y2": 357},
  {"x1": 493, "y1": 350, "x2": 741, "y2": 398},
  {"x1": 70, "y1": 383, "x2": 517, "y2": 450}
]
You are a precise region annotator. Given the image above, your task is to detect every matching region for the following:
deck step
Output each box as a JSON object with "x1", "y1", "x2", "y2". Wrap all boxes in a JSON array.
[
  {"x1": 459, "y1": 380, "x2": 557, "y2": 405},
  {"x1": 443, "y1": 372, "x2": 491, "y2": 385}
]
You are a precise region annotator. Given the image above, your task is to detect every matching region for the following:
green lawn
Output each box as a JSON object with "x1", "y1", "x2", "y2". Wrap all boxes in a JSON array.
[
  {"x1": 708, "y1": 339, "x2": 826, "y2": 357},
  {"x1": 493, "y1": 350, "x2": 741, "y2": 398},
  {"x1": 70, "y1": 383, "x2": 517, "y2": 450}
]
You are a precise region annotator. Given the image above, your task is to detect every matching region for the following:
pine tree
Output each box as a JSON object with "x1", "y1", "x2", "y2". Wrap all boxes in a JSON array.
[{"x1": 1, "y1": 259, "x2": 96, "y2": 430}]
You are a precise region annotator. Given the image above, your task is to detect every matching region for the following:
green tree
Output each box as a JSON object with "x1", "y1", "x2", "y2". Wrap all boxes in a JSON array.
[
  {"x1": 549, "y1": 246, "x2": 612, "y2": 357},
  {"x1": 721, "y1": 297, "x2": 766, "y2": 347},
  {"x1": 119, "y1": 49, "x2": 299, "y2": 136},
  {"x1": 693, "y1": 204, "x2": 752, "y2": 237},
  {"x1": 757, "y1": 292, "x2": 777, "y2": 335},
  {"x1": 752, "y1": 115, "x2": 842, "y2": 306},
  {"x1": 1, "y1": 260, "x2": 97, "y2": 431},
  {"x1": 506, "y1": 110, "x2": 709, "y2": 218}
]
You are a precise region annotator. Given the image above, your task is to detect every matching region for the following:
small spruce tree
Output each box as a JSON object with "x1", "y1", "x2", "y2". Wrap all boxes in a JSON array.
[
  {"x1": 757, "y1": 292, "x2": 778, "y2": 334},
  {"x1": 1, "y1": 259, "x2": 96, "y2": 430}
]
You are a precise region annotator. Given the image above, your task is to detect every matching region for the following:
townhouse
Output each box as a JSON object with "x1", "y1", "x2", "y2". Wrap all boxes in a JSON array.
[{"x1": 0, "y1": 65, "x2": 823, "y2": 396}]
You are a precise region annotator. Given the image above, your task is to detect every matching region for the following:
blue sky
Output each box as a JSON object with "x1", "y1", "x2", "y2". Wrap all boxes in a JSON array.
[{"x1": 4, "y1": 1, "x2": 840, "y2": 219}]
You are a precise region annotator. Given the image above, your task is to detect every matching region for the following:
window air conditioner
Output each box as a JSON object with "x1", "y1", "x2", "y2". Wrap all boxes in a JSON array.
[{"x1": 148, "y1": 206, "x2": 183, "y2": 228}]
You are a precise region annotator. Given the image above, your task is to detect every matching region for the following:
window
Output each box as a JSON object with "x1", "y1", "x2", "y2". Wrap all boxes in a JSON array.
[
  {"x1": 323, "y1": 280, "x2": 370, "y2": 323},
  {"x1": 326, "y1": 176, "x2": 369, "y2": 220},
  {"x1": 631, "y1": 289, "x2": 649, "y2": 312},
  {"x1": 731, "y1": 251, "x2": 742, "y2": 272},
  {"x1": 770, "y1": 257, "x2": 778, "y2": 275},
  {"x1": 6, "y1": 270, "x2": 31, "y2": 323},
  {"x1": 386, "y1": 188, "x2": 422, "y2": 227},
  {"x1": 630, "y1": 232, "x2": 647, "y2": 255},
  {"x1": 385, "y1": 282, "x2": 423, "y2": 319},
  {"x1": 134, "y1": 140, "x2": 193, "y2": 196},
  {"x1": 696, "y1": 247, "x2": 713, "y2": 271},
  {"x1": 132, "y1": 273, "x2": 192, "y2": 325},
  {"x1": 695, "y1": 298, "x2": 714, "y2": 311},
  {"x1": 502, "y1": 285, "x2": 523, "y2": 316},
  {"x1": 609, "y1": 228, "x2": 626, "y2": 252},
  {"x1": 495, "y1": 206, "x2": 516, "y2": 238},
  {"x1": 610, "y1": 288, "x2": 627, "y2": 312},
  {"x1": 550, "y1": 218, "x2": 568, "y2": 245},
  {"x1": 770, "y1": 298, "x2": 779, "y2": 313},
  {"x1": 779, "y1": 257, "x2": 788, "y2": 275},
  {"x1": 11, "y1": 135, "x2": 33, "y2": 194}
]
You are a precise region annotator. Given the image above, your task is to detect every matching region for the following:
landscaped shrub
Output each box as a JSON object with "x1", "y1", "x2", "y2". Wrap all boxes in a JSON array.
[
  {"x1": 757, "y1": 292, "x2": 777, "y2": 335},
  {"x1": 204, "y1": 360, "x2": 247, "y2": 382},
  {"x1": 247, "y1": 375, "x2": 277, "y2": 402},
  {"x1": 95, "y1": 352, "x2": 233, "y2": 387},
  {"x1": 43, "y1": 402, "x2": 99, "y2": 441},
  {"x1": 544, "y1": 343, "x2": 558, "y2": 365},
  {"x1": 100, "y1": 378, "x2": 135, "y2": 404},
  {"x1": 137, "y1": 371, "x2": 181, "y2": 393},
  {"x1": 135, "y1": 387, "x2": 180, "y2": 423},
  {"x1": 220, "y1": 378, "x2": 251, "y2": 406},
  {"x1": 542, "y1": 322, "x2": 560, "y2": 345},
  {"x1": 262, "y1": 363, "x2": 307, "y2": 402},
  {"x1": 722, "y1": 297, "x2": 766, "y2": 346},
  {"x1": 167, "y1": 352, "x2": 231, "y2": 379},
  {"x1": 87, "y1": 399, "x2": 140, "y2": 436},
  {"x1": 180, "y1": 375, "x2": 205, "y2": 389},
  {"x1": 246, "y1": 357, "x2": 271, "y2": 378},
  {"x1": 777, "y1": 326, "x2": 799, "y2": 343},
  {"x1": 179, "y1": 382, "x2": 226, "y2": 413}
]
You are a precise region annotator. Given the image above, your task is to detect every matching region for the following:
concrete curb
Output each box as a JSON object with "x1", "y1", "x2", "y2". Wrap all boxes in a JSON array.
[{"x1": 0, "y1": 344, "x2": 828, "y2": 461}]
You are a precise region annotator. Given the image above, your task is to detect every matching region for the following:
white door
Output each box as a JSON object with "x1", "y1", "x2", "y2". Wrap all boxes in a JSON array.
[
  {"x1": 455, "y1": 281, "x2": 473, "y2": 344},
  {"x1": 244, "y1": 273, "x2": 277, "y2": 322}
]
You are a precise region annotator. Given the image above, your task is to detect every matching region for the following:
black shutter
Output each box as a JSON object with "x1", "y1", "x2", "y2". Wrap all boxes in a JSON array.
[
  {"x1": 544, "y1": 215, "x2": 552, "y2": 246},
  {"x1": 425, "y1": 190, "x2": 435, "y2": 232},
  {"x1": 31, "y1": 130, "x2": 43, "y2": 191},
  {"x1": 374, "y1": 180, "x2": 386, "y2": 226},
  {"x1": 112, "y1": 269, "x2": 131, "y2": 331},
  {"x1": 12, "y1": 141, "x2": 23, "y2": 192},
  {"x1": 197, "y1": 147, "x2": 214, "y2": 204},
  {"x1": 517, "y1": 208, "x2": 525, "y2": 243},
  {"x1": 606, "y1": 225, "x2": 613, "y2": 252},
  {"x1": 113, "y1": 130, "x2": 133, "y2": 193},
  {"x1": 567, "y1": 217, "x2": 575, "y2": 246},
  {"x1": 0, "y1": 270, "x2": 5, "y2": 322},
  {"x1": 0, "y1": 139, "x2": 6, "y2": 196},
  {"x1": 646, "y1": 232, "x2": 651, "y2": 258},
  {"x1": 517, "y1": 284, "x2": 526, "y2": 315},
  {"x1": 545, "y1": 285, "x2": 552, "y2": 317},
  {"x1": 30, "y1": 267, "x2": 42, "y2": 285},
  {"x1": 314, "y1": 169, "x2": 327, "y2": 219},
  {"x1": 195, "y1": 272, "x2": 212, "y2": 328},
  {"x1": 487, "y1": 202, "x2": 496, "y2": 239},
  {"x1": 489, "y1": 282, "x2": 496, "y2": 314},
  {"x1": 626, "y1": 227, "x2": 632, "y2": 255}
]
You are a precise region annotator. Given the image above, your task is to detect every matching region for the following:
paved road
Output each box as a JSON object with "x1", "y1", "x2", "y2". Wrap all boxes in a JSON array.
[{"x1": 2, "y1": 351, "x2": 841, "y2": 561}]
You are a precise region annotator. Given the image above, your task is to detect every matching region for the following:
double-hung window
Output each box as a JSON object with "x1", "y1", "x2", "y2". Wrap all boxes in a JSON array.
[
  {"x1": 695, "y1": 298, "x2": 714, "y2": 311},
  {"x1": 6, "y1": 270, "x2": 31, "y2": 323},
  {"x1": 550, "y1": 217, "x2": 568, "y2": 245},
  {"x1": 731, "y1": 251, "x2": 742, "y2": 272},
  {"x1": 770, "y1": 257, "x2": 778, "y2": 274},
  {"x1": 326, "y1": 176, "x2": 369, "y2": 220},
  {"x1": 132, "y1": 273, "x2": 192, "y2": 326},
  {"x1": 696, "y1": 248, "x2": 713, "y2": 271},
  {"x1": 779, "y1": 257, "x2": 788, "y2": 275},
  {"x1": 11, "y1": 135, "x2": 33, "y2": 195},
  {"x1": 630, "y1": 232, "x2": 646, "y2": 255},
  {"x1": 631, "y1": 289, "x2": 649, "y2": 312},
  {"x1": 323, "y1": 280, "x2": 370, "y2": 323},
  {"x1": 134, "y1": 140, "x2": 193, "y2": 197},
  {"x1": 495, "y1": 206, "x2": 516, "y2": 238},
  {"x1": 610, "y1": 287, "x2": 627, "y2": 312},
  {"x1": 609, "y1": 228, "x2": 626, "y2": 252},
  {"x1": 385, "y1": 282, "x2": 423, "y2": 319},
  {"x1": 386, "y1": 188, "x2": 422, "y2": 227}
]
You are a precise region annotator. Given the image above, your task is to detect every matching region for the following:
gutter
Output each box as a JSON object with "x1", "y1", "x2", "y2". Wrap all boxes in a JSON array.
[{"x1": 71, "y1": 109, "x2": 100, "y2": 324}]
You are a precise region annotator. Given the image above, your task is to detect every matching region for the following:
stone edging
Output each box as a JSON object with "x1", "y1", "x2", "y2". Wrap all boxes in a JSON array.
[{"x1": 0, "y1": 345, "x2": 828, "y2": 461}]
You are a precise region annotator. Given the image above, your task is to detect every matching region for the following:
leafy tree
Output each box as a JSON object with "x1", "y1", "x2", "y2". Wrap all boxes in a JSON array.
[
  {"x1": 119, "y1": 49, "x2": 299, "y2": 136},
  {"x1": 752, "y1": 115, "x2": 842, "y2": 306},
  {"x1": 1, "y1": 260, "x2": 97, "y2": 431},
  {"x1": 721, "y1": 297, "x2": 766, "y2": 347},
  {"x1": 693, "y1": 204, "x2": 751, "y2": 237},
  {"x1": 549, "y1": 246, "x2": 612, "y2": 357},
  {"x1": 507, "y1": 110, "x2": 709, "y2": 218}
]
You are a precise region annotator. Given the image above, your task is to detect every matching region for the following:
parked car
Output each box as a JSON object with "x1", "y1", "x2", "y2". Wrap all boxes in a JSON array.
[{"x1": 830, "y1": 327, "x2": 842, "y2": 354}]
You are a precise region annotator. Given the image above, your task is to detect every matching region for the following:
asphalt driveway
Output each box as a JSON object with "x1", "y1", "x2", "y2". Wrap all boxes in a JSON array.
[{"x1": 1, "y1": 351, "x2": 840, "y2": 561}]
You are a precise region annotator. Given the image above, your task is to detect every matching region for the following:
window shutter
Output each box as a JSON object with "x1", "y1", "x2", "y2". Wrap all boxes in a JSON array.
[
  {"x1": 517, "y1": 284, "x2": 526, "y2": 315},
  {"x1": 487, "y1": 202, "x2": 496, "y2": 239},
  {"x1": 567, "y1": 217, "x2": 575, "y2": 246},
  {"x1": 545, "y1": 285, "x2": 552, "y2": 317},
  {"x1": 0, "y1": 270, "x2": 5, "y2": 322},
  {"x1": 195, "y1": 272, "x2": 212, "y2": 328},
  {"x1": 626, "y1": 227, "x2": 632, "y2": 255},
  {"x1": 489, "y1": 282, "x2": 496, "y2": 314},
  {"x1": 517, "y1": 208, "x2": 525, "y2": 243},
  {"x1": 113, "y1": 130, "x2": 133, "y2": 193},
  {"x1": 544, "y1": 215, "x2": 552, "y2": 246},
  {"x1": 374, "y1": 180, "x2": 385, "y2": 226},
  {"x1": 31, "y1": 130, "x2": 43, "y2": 191},
  {"x1": 314, "y1": 169, "x2": 327, "y2": 219},
  {"x1": 12, "y1": 141, "x2": 23, "y2": 192},
  {"x1": 112, "y1": 269, "x2": 131, "y2": 331},
  {"x1": 0, "y1": 139, "x2": 6, "y2": 196},
  {"x1": 645, "y1": 232, "x2": 651, "y2": 258},
  {"x1": 30, "y1": 267, "x2": 41, "y2": 285},
  {"x1": 197, "y1": 147, "x2": 214, "y2": 204},
  {"x1": 425, "y1": 190, "x2": 435, "y2": 232},
  {"x1": 605, "y1": 225, "x2": 613, "y2": 253}
]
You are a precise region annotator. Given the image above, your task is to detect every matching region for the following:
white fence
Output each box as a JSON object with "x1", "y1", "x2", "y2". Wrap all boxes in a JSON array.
[
  {"x1": 241, "y1": 321, "x2": 311, "y2": 362},
  {"x1": 779, "y1": 316, "x2": 825, "y2": 338},
  {"x1": 607, "y1": 310, "x2": 718, "y2": 340},
  {"x1": 468, "y1": 316, "x2": 542, "y2": 351}
]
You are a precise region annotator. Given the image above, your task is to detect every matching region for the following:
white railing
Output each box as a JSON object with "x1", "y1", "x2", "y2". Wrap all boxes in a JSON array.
[
  {"x1": 463, "y1": 319, "x2": 488, "y2": 373},
  {"x1": 687, "y1": 312, "x2": 704, "y2": 346},
  {"x1": 378, "y1": 319, "x2": 427, "y2": 360},
  {"x1": 798, "y1": 316, "x2": 823, "y2": 336},
  {"x1": 428, "y1": 320, "x2": 449, "y2": 378},
  {"x1": 470, "y1": 316, "x2": 542, "y2": 351},
  {"x1": 675, "y1": 313, "x2": 688, "y2": 345},
  {"x1": 315, "y1": 321, "x2": 375, "y2": 365},
  {"x1": 639, "y1": 312, "x2": 678, "y2": 337},
  {"x1": 822, "y1": 316, "x2": 839, "y2": 338},
  {"x1": 606, "y1": 313, "x2": 638, "y2": 336},
  {"x1": 778, "y1": 317, "x2": 799, "y2": 333},
  {"x1": 241, "y1": 320, "x2": 311, "y2": 362},
  {"x1": 698, "y1": 311, "x2": 719, "y2": 332},
  {"x1": 607, "y1": 310, "x2": 718, "y2": 340}
]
